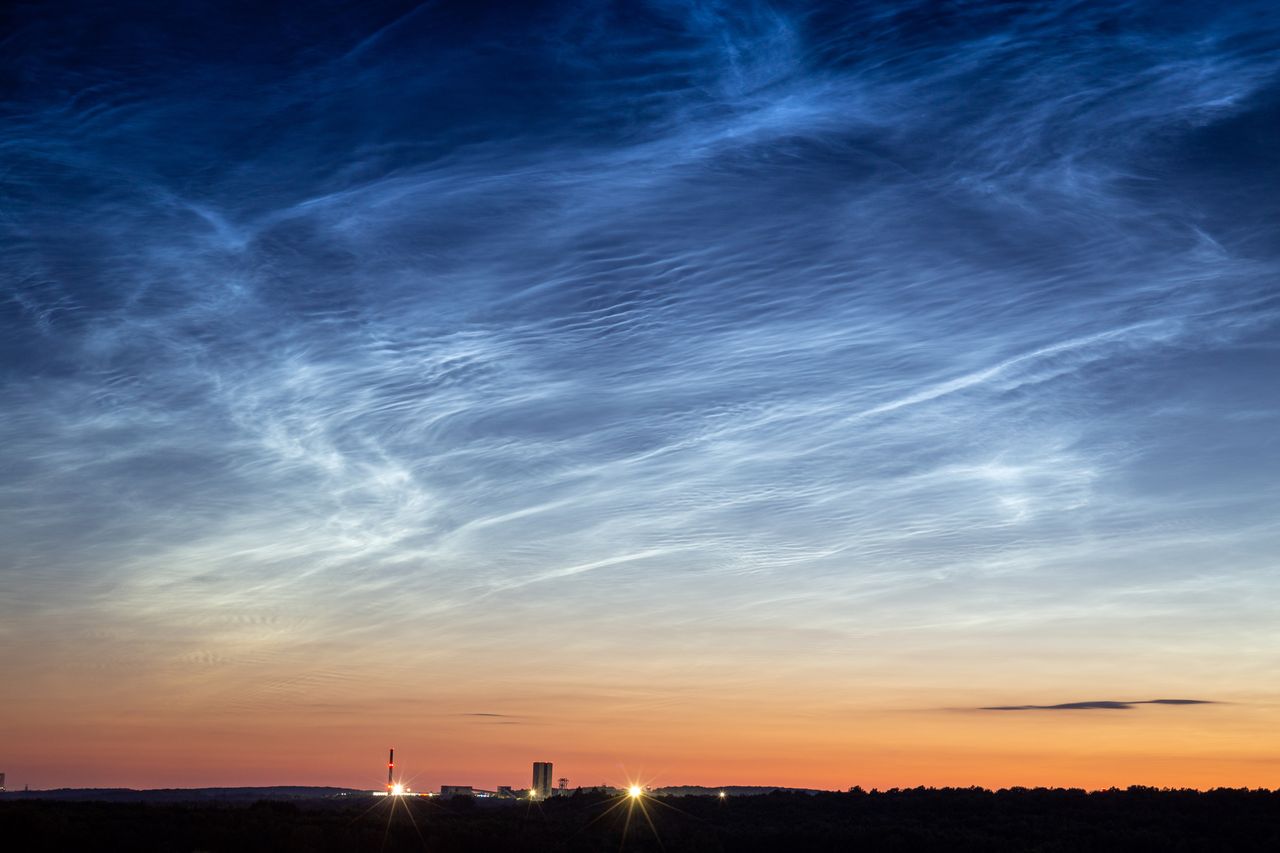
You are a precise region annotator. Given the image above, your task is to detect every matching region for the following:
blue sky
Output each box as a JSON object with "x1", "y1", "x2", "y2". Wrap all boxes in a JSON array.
[{"x1": 2, "y1": 0, "x2": 1278, "y2": 788}]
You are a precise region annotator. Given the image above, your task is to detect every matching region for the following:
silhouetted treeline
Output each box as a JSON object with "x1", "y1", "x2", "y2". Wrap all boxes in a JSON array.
[{"x1": 3, "y1": 786, "x2": 1279, "y2": 852}]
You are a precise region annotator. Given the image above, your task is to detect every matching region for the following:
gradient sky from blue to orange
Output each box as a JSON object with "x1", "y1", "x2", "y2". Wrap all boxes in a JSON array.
[{"x1": 2, "y1": 0, "x2": 1279, "y2": 791}]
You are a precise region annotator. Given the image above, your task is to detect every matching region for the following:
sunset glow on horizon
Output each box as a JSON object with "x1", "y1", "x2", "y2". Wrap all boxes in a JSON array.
[{"x1": 3, "y1": 0, "x2": 1279, "y2": 793}]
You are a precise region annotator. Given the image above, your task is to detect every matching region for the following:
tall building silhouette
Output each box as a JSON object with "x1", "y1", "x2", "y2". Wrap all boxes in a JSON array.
[{"x1": 532, "y1": 761, "x2": 553, "y2": 798}]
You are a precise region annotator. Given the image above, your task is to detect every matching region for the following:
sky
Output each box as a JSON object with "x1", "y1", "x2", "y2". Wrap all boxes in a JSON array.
[{"x1": 2, "y1": 0, "x2": 1279, "y2": 792}]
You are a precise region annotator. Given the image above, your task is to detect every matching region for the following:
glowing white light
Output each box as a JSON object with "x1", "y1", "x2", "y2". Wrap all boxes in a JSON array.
[
  {"x1": 719, "y1": 791, "x2": 726, "y2": 798},
  {"x1": 628, "y1": 785, "x2": 643, "y2": 798},
  {"x1": 391, "y1": 783, "x2": 405, "y2": 796}
]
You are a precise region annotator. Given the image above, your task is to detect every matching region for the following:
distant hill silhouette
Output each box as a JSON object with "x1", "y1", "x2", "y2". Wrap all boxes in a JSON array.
[
  {"x1": 655, "y1": 785, "x2": 826, "y2": 796},
  {"x1": 0, "y1": 786, "x2": 359, "y2": 802}
]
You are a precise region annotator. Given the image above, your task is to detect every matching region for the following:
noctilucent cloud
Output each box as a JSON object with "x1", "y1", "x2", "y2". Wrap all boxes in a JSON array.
[{"x1": 2, "y1": 1, "x2": 1278, "y2": 790}]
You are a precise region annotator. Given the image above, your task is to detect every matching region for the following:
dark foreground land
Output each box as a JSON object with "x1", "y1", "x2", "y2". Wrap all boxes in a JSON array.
[{"x1": 3, "y1": 787, "x2": 1279, "y2": 852}]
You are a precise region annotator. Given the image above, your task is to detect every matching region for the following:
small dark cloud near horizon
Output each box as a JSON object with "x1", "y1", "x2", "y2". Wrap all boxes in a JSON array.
[
  {"x1": 460, "y1": 713, "x2": 522, "y2": 724},
  {"x1": 979, "y1": 699, "x2": 1216, "y2": 711}
]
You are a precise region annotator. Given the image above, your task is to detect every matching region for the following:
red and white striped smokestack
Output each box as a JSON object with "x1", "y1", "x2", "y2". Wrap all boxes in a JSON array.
[{"x1": 388, "y1": 748, "x2": 394, "y2": 789}]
